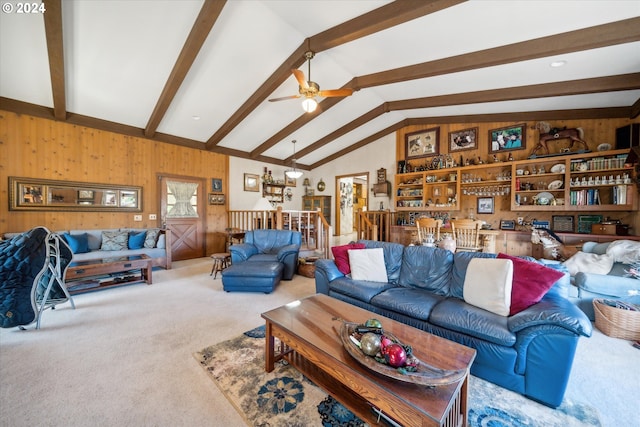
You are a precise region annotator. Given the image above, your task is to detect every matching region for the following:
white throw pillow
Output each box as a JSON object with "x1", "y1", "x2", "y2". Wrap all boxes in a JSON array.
[
  {"x1": 348, "y1": 248, "x2": 388, "y2": 283},
  {"x1": 463, "y1": 258, "x2": 513, "y2": 316},
  {"x1": 605, "y1": 240, "x2": 640, "y2": 265},
  {"x1": 563, "y1": 251, "x2": 614, "y2": 276}
]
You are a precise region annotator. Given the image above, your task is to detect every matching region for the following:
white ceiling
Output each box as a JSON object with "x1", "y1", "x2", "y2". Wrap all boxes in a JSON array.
[{"x1": 1, "y1": 0, "x2": 639, "y2": 169}]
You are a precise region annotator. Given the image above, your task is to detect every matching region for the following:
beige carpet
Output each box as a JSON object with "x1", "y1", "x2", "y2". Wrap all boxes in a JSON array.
[{"x1": 1, "y1": 257, "x2": 638, "y2": 426}]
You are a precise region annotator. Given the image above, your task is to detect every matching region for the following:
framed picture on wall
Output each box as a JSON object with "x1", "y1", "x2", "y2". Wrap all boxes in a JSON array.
[
  {"x1": 208, "y1": 193, "x2": 225, "y2": 205},
  {"x1": 489, "y1": 123, "x2": 526, "y2": 154},
  {"x1": 448, "y1": 127, "x2": 478, "y2": 152},
  {"x1": 244, "y1": 173, "x2": 259, "y2": 192},
  {"x1": 477, "y1": 197, "x2": 494, "y2": 214},
  {"x1": 405, "y1": 127, "x2": 440, "y2": 159},
  {"x1": 211, "y1": 178, "x2": 223, "y2": 193},
  {"x1": 285, "y1": 175, "x2": 297, "y2": 187},
  {"x1": 78, "y1": 190, "x2": 94, "y2": 200}
]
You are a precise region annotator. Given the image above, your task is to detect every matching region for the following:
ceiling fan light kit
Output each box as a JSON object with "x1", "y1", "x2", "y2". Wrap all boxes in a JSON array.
[
  {"x1": 269, "y1": 50, "x2": 353, "y2": 113},
  {"x1": 301, "y1": 98, "x2": 318, "y2": 113},
  {"x1": 285, "y1": 139, "x2": 304, "y2": 179}
]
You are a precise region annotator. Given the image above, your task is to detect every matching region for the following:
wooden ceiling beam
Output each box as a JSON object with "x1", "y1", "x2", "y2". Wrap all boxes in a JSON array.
[
  {"x1": 144, "y1": 0, "x2": 226, "y2": 138},
  {"x1": 354, "y1": 17, "x2": 640, "y2": 89},
  {"x1": 310, "y1": 120, "x2": 410, "y2": 169},
  {"x1": 402, "y1": 108, "x2": 632, "y2": 125},
  {"x1": 42, "y1": 0, "x2": 66, "y2": 121},
  {"x1": 390, "y1": 74, "x2": 640, "y2": 111},
  {"x1": 290, "y1": 104, "x2": 389, "y2": 162},
  {"x1": 204, "y1": 43, "x2": 309, "y2": 150},
  {"x1": 309, "y1": 0, "x2": 465, "y2": 52},
  {"x1": 205, "y1": 0, "x2": 462, "y2": 149}
]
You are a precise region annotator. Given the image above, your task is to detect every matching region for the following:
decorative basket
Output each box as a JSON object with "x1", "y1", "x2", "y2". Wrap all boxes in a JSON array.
[
  {"x1": 593, "y1": 299, "x2": 640, "y2": 341},
  {"x1": 298, "y1": 258, "x2": 319, "y2": 278}
]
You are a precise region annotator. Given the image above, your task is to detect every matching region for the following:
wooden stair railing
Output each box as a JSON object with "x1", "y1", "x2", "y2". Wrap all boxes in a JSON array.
[
  {"x1": 356, "y1": 209, "x2": 392, "y2": 242},
  {"x1": 355, "y1": 211, "x2": 378, "y2": 241}
]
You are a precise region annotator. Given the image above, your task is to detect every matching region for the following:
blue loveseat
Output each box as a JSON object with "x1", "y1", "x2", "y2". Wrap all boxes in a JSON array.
[
  {"x1": 315, "y1": 240, "x2": 592, "y2": 408},
  {"x1": 229, "y1": 229, "x2": 301, "y2": 280}
]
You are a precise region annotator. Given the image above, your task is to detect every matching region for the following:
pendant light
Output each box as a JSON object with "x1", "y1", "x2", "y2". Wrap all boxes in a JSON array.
[{"x1": 285, "y1": 140, "x2": 303, "y2": 179}]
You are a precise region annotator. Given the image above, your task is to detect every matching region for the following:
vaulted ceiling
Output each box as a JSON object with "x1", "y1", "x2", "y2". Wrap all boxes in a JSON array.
[{"x1": 1, "y1": 0, "x2": 639, "y2": 171}]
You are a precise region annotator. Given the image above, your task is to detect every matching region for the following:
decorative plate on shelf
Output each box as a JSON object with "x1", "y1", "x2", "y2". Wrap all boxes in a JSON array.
[
  {"x1": 548, "y1": 180, "x2": 563, "y2": 190},
  {"x1": 550, "y1": 164, "x2": 565, "y2": 174},
  {"x1": 597, "y1": 143, "x2": 612, "y2": 152},
  {"x1": 338, "y1": 321, "x2": 466, "y2": 386},
  {"x1": 535, "y1": 191, "x2": 554, "y2": 205}
]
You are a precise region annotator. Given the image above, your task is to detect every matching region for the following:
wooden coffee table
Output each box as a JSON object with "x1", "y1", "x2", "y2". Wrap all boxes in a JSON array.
[
  {"x1": 261, "y1": 294, "x2": 476, "y2": 427},
  {"x1": 66, "y1": 254, "x2": 152, "y2": 294}
]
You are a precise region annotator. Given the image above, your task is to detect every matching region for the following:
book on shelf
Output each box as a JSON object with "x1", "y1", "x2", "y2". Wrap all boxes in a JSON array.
[
  {"x1": 570, "y1": 189, "x2": 600, "y2": 206},
  {"x1": 613, "y1": 184, "x2": 628, "y2": 205}
]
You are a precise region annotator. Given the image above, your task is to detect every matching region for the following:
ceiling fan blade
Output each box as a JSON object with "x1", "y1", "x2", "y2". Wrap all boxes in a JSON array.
[
  {"x1": 268, "y1": 94, "x2": 301, "y2": 102},
  {"x1": 318, "y1": 88, "x2": 354, "y2": 98},
  {"x1": 292, "y1": 69, "x2": 309, "y2": 89}
]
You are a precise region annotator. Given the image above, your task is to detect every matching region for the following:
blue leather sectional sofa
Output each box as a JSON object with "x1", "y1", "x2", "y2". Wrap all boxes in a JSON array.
[{"x1": 315, "y1": 240, "x2": 592, "y2": 408}]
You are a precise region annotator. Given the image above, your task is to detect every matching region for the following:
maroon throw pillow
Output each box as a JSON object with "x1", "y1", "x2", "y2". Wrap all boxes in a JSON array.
[
  {"x1": 497, "y1": 253, "x2": 565, "y2": 315},
  {"x1": 331, "y1": 243, "x2": 366, "y2": 275}
]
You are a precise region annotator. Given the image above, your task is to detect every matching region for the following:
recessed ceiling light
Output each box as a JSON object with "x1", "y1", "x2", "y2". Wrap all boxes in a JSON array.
[
  {"x1": 192, "y1": 115, "x2": 201, "y2": 120},
  {"x1": 550, "y1": 60, "x2": 567, "y2": 68}
]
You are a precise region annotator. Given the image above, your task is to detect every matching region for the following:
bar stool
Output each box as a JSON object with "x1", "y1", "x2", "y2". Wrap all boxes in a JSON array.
[{"x1": 210, "y1": 252, "x2": 231, "y2": 279}]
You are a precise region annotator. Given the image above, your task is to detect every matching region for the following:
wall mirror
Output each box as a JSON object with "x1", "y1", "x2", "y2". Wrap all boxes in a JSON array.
[{"x1": 9, "y1": 177, "x2": 142, "y2": 212}]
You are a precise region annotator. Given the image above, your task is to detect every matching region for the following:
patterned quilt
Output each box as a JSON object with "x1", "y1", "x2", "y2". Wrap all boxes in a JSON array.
[{"x1": 0, "y1": 227, "x2": 72, "y2": 328}]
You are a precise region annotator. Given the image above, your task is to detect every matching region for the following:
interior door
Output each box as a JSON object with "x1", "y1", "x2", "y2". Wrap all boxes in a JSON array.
[
  {"x1": 335, "y1": 173, "x2": 368, "y2": 236},
  {"x1": 160, "y1": 175, "x2": 206, "y2": 261}
]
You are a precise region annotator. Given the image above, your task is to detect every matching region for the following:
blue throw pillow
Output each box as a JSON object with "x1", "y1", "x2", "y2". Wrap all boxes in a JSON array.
[
  {"x1": 128, "y1": 231, "x2": 146, "y2": 249},
  {"x1": 63, "y1": 233, "x2": 89, "y2": 254}
]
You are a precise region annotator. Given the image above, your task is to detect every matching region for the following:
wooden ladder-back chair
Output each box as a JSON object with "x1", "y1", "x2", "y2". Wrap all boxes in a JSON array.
[
  {"x1": 450, "y1": 219, "x2": 484, "y2": 252},
  {"x1": 415, "y1": 217, "x2": 442, "y2": 244}
]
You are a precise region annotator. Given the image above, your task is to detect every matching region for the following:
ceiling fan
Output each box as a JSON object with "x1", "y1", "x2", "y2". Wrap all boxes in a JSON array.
[{"x1": 269, "y1": 51, "x2": 353, "y2": 112}]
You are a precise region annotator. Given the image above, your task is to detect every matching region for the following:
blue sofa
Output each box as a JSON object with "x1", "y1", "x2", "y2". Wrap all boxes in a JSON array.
[
  {"x1": 3, "y1": 228, "x2": 171, "y2": 269},
  {"x1": 229, "y1": 229, "x2": 301, "y2": 280},
  {"x1": 315, "y1": 240, "x2": 592, "y2": 408}
]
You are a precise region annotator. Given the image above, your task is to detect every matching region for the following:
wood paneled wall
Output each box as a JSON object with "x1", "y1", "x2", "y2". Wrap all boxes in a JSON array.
[
  {"x1": 0, "y1": 111, "x2": 229, "y2": 253},
  {"x1": 397, "y1": 118, "x2": 640, "y2": 232}
]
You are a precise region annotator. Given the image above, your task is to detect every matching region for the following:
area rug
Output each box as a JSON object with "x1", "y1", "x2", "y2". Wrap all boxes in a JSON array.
[{"x1": 194, "y1": 326, "x2": 601, "y2": 427}]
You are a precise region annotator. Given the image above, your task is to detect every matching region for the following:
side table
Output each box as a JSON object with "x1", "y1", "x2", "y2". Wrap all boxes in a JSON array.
[{"x1": 210, "y1": 252, "x2": 231, "y2": 279}]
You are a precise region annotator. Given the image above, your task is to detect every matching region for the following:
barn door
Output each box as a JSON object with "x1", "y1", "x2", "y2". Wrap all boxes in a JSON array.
[{"x1": 160, "y1": 176, "x2": 206, "y2": 261}]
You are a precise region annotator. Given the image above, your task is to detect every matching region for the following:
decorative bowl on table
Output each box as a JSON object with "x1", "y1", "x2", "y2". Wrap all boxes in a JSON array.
[{"x1": 338, "y1": 321, "x2": 466, "y2": 386}]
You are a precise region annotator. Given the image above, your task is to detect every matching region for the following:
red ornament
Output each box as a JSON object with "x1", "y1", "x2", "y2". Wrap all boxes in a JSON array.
[
  {"x1": 380, "y1": 335, "x2": 393, "y2": 351},
  {"x1": 384, "y1": 344, "x2": 407, "y2": 367}
]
